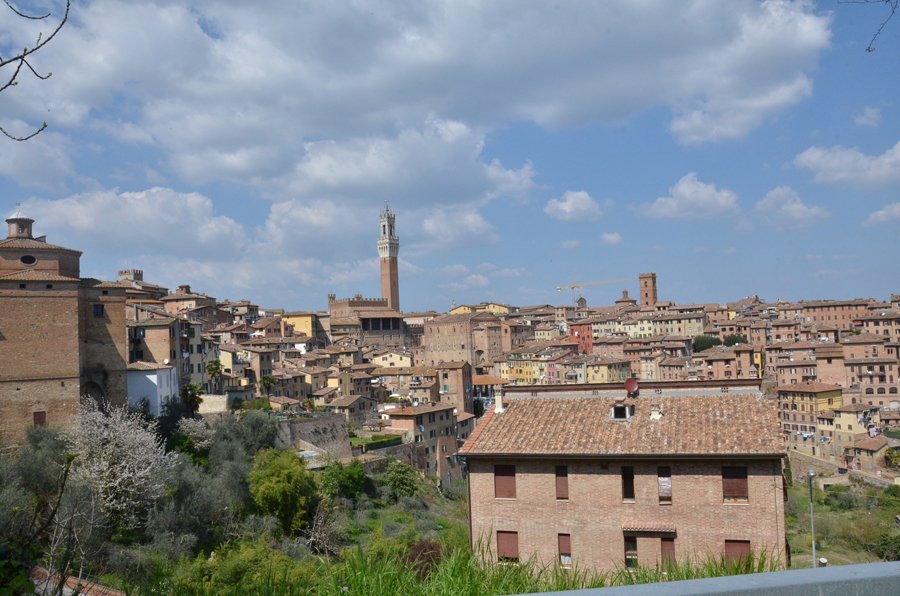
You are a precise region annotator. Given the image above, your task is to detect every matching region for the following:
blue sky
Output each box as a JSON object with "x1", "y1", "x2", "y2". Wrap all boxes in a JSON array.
[{"x1": 1, "y1": 1, "x2": 898, "y2": 312}]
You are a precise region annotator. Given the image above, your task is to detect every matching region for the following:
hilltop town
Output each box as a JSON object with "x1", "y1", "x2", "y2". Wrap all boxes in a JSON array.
[{"x1": 1, "y1": 205, "x2": 899, "y2": 583}]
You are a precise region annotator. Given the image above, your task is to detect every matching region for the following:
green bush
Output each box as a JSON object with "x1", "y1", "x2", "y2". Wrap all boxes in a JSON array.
[
  {"x1": 319, "y1": 460, "x2": 368, "y2": 501},
  {"x1": 873, "y1": 532, "x2": 900, "y2": 561},
  {"x1": 382, "y1": 460, "x2": 422, "y2": 501},
  {"x1": 822, "y1": 484, "x2": 859, "y2": 511},
  {"x1": 248, "y1": 449, "x2": 319, "y2": 535}
]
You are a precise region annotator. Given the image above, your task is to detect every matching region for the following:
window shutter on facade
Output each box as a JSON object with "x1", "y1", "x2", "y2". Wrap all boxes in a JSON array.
[
  {"x1": 494, "y1": 464, "x2": 516, "y2": 498},
  {"x1": 722, "y1": 466, "x2": 749, "y2": 499},
  {"x1": 497, "y1": 531, "x2": 519, "y2": 560},
  {"x1": 556, "y1": 466, "x2": 569, "y2": 500},
  {"x1": 558, "y1": 533, "x2": 571, "y2": 555},
  {"x1": 658, "y1": 466, "x2": 672, "y2": 501},
  {"x1": 661, "y1": 537, "x2": 676, "y2": 564},
  {"x1": 724, "y1": 540, "x2": 751, "y2": 563},
  {"x1": 32, "y1": 411, "x2": 47, "y2": 426}
]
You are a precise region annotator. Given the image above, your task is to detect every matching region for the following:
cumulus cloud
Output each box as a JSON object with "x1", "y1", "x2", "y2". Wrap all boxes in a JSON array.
[
  {"x1": 0, "y1": 0, "x2": 831, "y2": 196},
  {"x1": 443, "y1": 273, "x2": 490, "y2": 292},
  {"x1": 754, "y1": 186, "x2": 829, "y2": 228},
  {"x1": 641, "y1": 173, "x2": 739, "y2": 219},
  {"x1": 854, "y1": 106, "x2": 881, "y2": 127},
  {"x1": 600, "y1": 232, "x2": 623, "y2": 245},
  {"x1": 544, "y1": 191, "x2": 602, "y2": 222},
  {"x1": 26, "y1": 188, "x2": 247, "y2": 259},
  {"x1": 441, "y1": 264, "x2": 470, "y2": 276},
  {"x1": 417, "y1": 207, "x2": 497, "y2": 252},
  {"x1": 866, "y1": 202, "x2": 900, "y2": 225},
  {"x1": 560, "y1": 240, "x2": 580, "y2": 249},
  {"x1": 794, "y1": 141, "x2": 900, "y2": 188}
]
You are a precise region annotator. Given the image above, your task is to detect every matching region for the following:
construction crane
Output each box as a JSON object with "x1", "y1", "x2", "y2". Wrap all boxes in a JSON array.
[{"x1": 556, "y1": 277, "x2": 632, "y2": 304}]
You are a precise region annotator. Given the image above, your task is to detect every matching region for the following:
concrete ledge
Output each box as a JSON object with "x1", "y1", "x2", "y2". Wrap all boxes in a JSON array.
[{"x1": 521, "y1": 561, "x2": 900, "y2": 596}]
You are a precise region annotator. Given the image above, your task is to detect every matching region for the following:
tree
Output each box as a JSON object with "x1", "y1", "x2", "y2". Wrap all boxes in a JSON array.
[
  {"x1": 692, "y1": 334, "x2": 722, "y2": 353},
  {"x1": 248, "y1": 449, "x2": 318, "y2": 535},
  {"x1": 319, "y1": 460, "x2": 367, "y2": 501},
  {"x1": 70, "y1": 399, "x2": 176, "y2": 529},
  {"x1": 382, "y1": 460, "x2": 421, "y2": 501},
  {"x1": 206, "y1": 359, "x2": 224, "y2": 394},
  {"x1": 723, "y1": 333, "x2": 748, "y2": 347},
  {"x1": 180, "y1": 382, "x2": 203, "y2": 416},
  {"x1": 259, "y1": 374, "x2": 276, "y2": 397},
  {"x1": 1, "y1": 0, "x2": 70, "y2": 140}
]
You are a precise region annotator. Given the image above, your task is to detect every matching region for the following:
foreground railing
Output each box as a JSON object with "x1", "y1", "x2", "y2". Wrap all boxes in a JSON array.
[{"x1": 520, "y1": 561, "x2": 900, "y2": 596}]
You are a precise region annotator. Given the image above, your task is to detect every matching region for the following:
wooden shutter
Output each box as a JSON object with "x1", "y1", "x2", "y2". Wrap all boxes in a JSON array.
[
  {"x1": 722, "y1": 466, "x2": 748, "y2": 500},
  {"x1": 661, "y1": 537, "x2": 675, "y2": 565},
  {"x1": 497, "y1": 531, "x2": 518, "y2": 560},
  {"x1": 495, "y1": 464, "x2": 516, "y2": 498},
  {"x1": 556, "y1": 465, "x2": 569, "y2": 500},
  {"x1": 32, "y1": 411, "x2": 47, "y2": 427},
  {"x1": 724, "y1": 540, "x2": 751, "y2": 563},
  {"x1": 658, "y1": 466, "x2": 672, "y2": 502},
  {"x1": 558, "y1": 533, "x2": 571, "y2": 556}
]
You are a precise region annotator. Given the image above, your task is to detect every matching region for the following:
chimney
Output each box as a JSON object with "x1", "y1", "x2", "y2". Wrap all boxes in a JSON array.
[
  {"x1": 649, "y1": 402, "x2": 664, "y2": 421},
  {"x1": 494, "y1": 391, "x2": 505, "y2": 414}
]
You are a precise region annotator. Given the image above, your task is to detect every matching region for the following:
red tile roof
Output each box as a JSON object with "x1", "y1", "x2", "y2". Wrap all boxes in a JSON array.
[{"x1": 460, "y1": 395, "x2": 783, "y2": 457}]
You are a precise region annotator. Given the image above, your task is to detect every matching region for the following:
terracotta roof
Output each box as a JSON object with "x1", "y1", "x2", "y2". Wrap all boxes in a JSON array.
[
  {"x1": 329, "y1": 394, "x2": 372, "y2": 408},
  {"x1": 388, "y1": 402, "x2": 456, "y2": 417},
  {"x1": 852, "y1": 434, "x2": 888, "y2": 452},
  {"x1": 473, "y1": 374, "x2": 509, "y2": 385},
  {"x1": 0, "y1": 236, "x2": 81, "y2": 254},
  {"x1": 817, "y1": 410, "x2": 835, "y2": 420},
  {"x1": 834, "y1": 403, "x2": 879, "y2": 413},
  {"x1": 127, "y1": 360, "x2": 172, "y2": 371},
  {"x1": 460, "y1": 395, "x2": 783, "y2": 457},
  {"x1": 80, "y1": 278, "x2": 128, "y2": 289},
  {"x1": 457, "y1": 412, "x2": 476, "y2": 422},
  {"x1": 776, "y1": 382, "x2": 842, "y2": 393},
  {"x1": 0, "y1": 269, "x2": 81, "y2": 282}
]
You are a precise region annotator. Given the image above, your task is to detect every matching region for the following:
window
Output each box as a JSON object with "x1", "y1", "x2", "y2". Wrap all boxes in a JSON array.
[
  {"x1": 722, "y1": 466, "x2": 749, "y2": 502},
  {"x1": 495, "y1": 465, "x2": 516, "y2": 499},
  {"x1": 724, "y1": 540, "x2": 751, "y2": 564},
  {"x1": 20, "y1": 254, "x2": 36, "y2": 265},
  {"x1": 661, "y1": 537, "x2": 675, "y2": 566},
  {"x1": 658, "y1": 466, "x2": 672, "y2": 504},
  {"x1": 33, "y1": 411, "x2": 47, "y2": 427},
  {"x1": 558, "y1": 533, "x2": 572, "y2": 568},
  {"x1": 622, "y1": 466, "x2": 635, "y2": 501},
  {"x1": 497, "y1": 531, "x2": 518, "y2": 563},
  {"x1": 556, "y1": 466, "x2": 569, "y2": 500},
  {"x1": 624, "y1": 536, "x2": 638, "y2": 568}
]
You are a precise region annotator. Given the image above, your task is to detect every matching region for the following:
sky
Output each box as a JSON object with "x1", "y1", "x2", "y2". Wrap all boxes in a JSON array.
[{"x1": 1, "y1": 1, "x2": 898, "y2": 312}]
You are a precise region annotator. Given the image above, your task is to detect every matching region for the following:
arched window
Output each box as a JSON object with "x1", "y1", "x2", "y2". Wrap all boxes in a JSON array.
[{"x1": 865, "y1": 388, "x2": 874, "y2": 395}]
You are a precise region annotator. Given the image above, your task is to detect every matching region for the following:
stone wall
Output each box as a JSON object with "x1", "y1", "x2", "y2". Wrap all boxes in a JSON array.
[{"x1": 277, "y1": 415, "x2": 351, "y2": 459}]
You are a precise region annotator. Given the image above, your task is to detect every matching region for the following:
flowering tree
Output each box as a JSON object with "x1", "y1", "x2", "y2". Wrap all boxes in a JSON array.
[{"x1": 69, "y1": 399, "x2": 176, "y2": 528}]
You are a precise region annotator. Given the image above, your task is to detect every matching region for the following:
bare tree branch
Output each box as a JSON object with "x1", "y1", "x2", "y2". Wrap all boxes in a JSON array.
[
  {"x1": 0, "y1": 0, "x2": 70, "y2": 140},
  {"x1": 841, "y1": 0, "x2": 899, "y2": 52}
]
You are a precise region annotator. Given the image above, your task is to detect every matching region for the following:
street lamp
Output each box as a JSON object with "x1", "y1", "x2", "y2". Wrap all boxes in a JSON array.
[{"x1": 807, "y1": 469, "x2": 817, "y2": 568}]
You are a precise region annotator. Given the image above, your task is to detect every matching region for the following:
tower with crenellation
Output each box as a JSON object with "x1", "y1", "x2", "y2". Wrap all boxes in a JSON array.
[{"x1": 377, "y1": 204, "x2": 400, "y2": 311}]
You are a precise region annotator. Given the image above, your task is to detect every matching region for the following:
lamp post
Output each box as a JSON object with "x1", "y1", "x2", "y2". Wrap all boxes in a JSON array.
[{"x1": 808, "y1": 469, "x2": 817, "y2": 568}]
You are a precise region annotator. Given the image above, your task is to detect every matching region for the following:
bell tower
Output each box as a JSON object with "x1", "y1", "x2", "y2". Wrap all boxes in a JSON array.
[{"x1": 377, "y1": 205, "x2": 400, "y2": 311}]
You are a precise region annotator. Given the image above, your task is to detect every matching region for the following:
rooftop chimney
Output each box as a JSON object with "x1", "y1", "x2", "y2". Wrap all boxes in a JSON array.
[
  {"x1": 649, "y1": 402, "x2": 664, "y2": 421},
  {"x1": 494, "y1": 391, "x2": 505, "y2": 414}
]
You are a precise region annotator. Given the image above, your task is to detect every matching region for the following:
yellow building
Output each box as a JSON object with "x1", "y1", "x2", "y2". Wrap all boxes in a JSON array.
[
  {"x1": 282, "y1": 311, "x2": 319, "y2": 338},
  {"x1": 586, "y1": 358, "x2": 632, "y2": 384},
  {"x1": 449, "y1": 302, "x2": 511, "y2": 316}
]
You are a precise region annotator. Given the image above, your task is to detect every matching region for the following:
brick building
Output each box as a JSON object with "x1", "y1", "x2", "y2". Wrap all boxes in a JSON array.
[
  {"x1": 0, "y1": 211, "x2": 127, "y2": 446},
  {"x1": 460, "y1": 394, "x2": 786, "y2": 570}
]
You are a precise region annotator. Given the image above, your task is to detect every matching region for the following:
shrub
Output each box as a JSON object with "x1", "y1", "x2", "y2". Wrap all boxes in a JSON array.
[
  {"x1": 320, "y1": 460, "x2": 368, "y2": 501},
  {"x1": 382, "y1": 460, "x2": 421, "y2": 501},
  {"x1": 822, "y1": 485, "x2": 858, "y2": 511},
  {"x1": 404, "y1": 539, "x2": 443, "y2": 579},
  {"x1": 248, "y1": 449, "x2": 319, "y2": 535},
  {"x1": 873, "y1": 532, "x2": 900, "y2": 561}
]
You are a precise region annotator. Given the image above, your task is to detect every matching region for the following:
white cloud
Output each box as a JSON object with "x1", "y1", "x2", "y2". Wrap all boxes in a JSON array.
[
  {"x1": 854, "y1": 106, "x2": 881, "y2": 127},
  {"x1": 794, "y1": 141, "x2": 900, "y2": 188},
  {"x1": 416, "y1": 207, "x2": 497, "y2": 252},
  {"x1": 25, "y1": 188, "x2": 247, "y2": 259},
  {"x1": 754, "y1": 186, "x2": 828, "y2": 228},
  {"x1": 600, "y1": 232, "x2": 623, "y2": 245},
  {"x1": 544, "y1": 191, "x2": 602, "y2": 222},
  {"x1": 442, "y1": 273, "x2": 490, "y2": 292},
  {"x1": 441, "y1": 264, "x2": 470, "y2": 276},
  {"x1": 561, "y1": 240, "x2": 581, "y2": 249},
  {"x1": 0, "y1": 0, "x2": 831, "y2": 195},
  {"x1": 866, "y1": 202, "x2": 900, "y2": 225},
  {"x1": 492, "y1": 267, "x2": 528, "y2": 279},
  {"x1": 641, "y1": 173, "x2": 739, "y2": 219}
]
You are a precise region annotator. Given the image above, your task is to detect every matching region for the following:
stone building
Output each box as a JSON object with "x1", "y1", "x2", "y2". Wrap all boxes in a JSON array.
[
  {"x1": 0, "y1": 210, "x2": 127, "y2": 446},
  {"x1": 460, "y1": 393, "x2": 786, "y2": 571},
  {"x1": 422, "y1": 312, "x2": 502, "y2": 372}
]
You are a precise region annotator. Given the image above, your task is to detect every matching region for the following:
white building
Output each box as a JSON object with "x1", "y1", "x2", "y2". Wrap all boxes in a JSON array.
[{"x1": 127, "y1": 361, "x2": 179, "y2": 416}]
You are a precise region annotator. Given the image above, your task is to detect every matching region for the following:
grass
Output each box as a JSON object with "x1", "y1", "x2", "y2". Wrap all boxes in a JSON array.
[{"x1": 348, "y1": 434, "x2": 402, "y2": 448}]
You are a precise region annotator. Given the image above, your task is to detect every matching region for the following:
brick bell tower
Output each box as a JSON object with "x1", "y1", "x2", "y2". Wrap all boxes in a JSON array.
[{"x1": 377, "y1": 204, "x2": 400, "y2": 311}]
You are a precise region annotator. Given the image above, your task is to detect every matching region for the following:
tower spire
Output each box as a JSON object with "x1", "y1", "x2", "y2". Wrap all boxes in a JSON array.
[{"x1": 377, "y1": 206, "x2": 400, "y2": 311}]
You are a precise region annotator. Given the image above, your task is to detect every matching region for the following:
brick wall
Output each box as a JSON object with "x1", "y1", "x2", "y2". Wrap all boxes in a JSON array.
[{"x1": 467, "y1": 457, "x2": 786, "y2": 570}]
